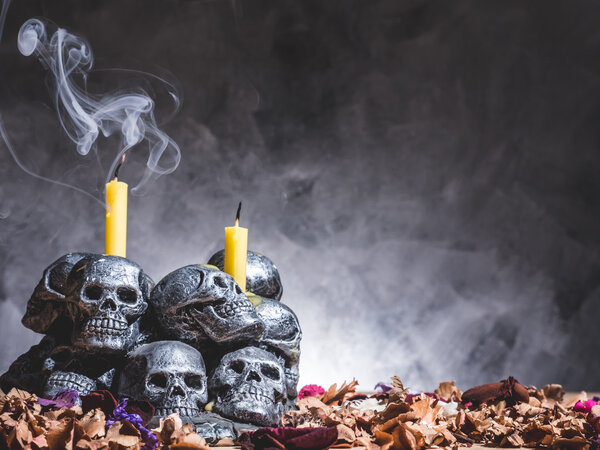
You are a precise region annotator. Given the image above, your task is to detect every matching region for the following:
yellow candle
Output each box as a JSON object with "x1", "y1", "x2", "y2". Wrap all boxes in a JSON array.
[
  {"x1": 224, "y1": 202, "x2": 248, "y2": 291},
  {"x1": 105, "y1": 178, "x2": 128, "y2": 257}
]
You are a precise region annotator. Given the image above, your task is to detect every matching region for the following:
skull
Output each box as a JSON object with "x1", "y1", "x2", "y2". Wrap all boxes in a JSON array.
[
  {"x1": 150, "y1": 265, "x2": 264, "y2": 348},
  {"x1": 64, "y1": 254, "x2": 153, "y2": 355},
  {"x1": 208, "y1": 250, "x2": 283, "y2": 301},
  {"x1": 22, "y1": 253, "x2": 90, "y2": 335},
  {"x1": 209, "y1": 347, "x2": 286, "y2": 426},
  {"x1": 41, "y1": 346, "x2": 116, "y2": 397},
  {"x1": 255, "y1": 298, "x2": 302, "y2": 399},
  {"x1": 118, "y1": 341, "x2": 208, "y2": 417}
]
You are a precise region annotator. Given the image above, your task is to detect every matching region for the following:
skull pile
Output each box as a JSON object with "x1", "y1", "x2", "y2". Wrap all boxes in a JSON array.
[{"x1": 1, "y1": 248, "x2": 301, "y2": 438}]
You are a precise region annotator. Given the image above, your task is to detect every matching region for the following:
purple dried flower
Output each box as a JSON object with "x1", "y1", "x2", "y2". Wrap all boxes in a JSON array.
[
  {"x1": 107, "y1": 398, "x2": 158, "y2": 450},
  {"x1": 37, "y1": 388, "x2": 79, "y2": 409},
  {"x1": 374, "y1": 382, "x2": 393, "y2": 394}
]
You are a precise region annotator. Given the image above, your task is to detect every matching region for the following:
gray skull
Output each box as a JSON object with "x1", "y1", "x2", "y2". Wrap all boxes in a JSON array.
[
  {"x1": 208, "y1": 250, "x2": 283, "y2": 301},
  {"x1": 64, "y1": 255, "x2": 152, "y2": 355},
  {"x1": 118, "y1": 341, "x2": 208, "y2": 417},
  {"x1": 23, "y1": 253, "x2": 90, "y2": 335},
  {"x1": 209, "y1": 347, "x2": 286, "y2": 427},
  {"x1": 41, "y1": 346, "x2": 116, "y2": 397},
  {"x1": 255, "y1": 298, "x2": 302, "y2": 399},
  {"x1": 150, "y1": 265, "x2": 264, "y2": 348}
]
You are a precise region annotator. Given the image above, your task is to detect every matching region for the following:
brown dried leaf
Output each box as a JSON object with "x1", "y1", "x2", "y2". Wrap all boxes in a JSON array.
[
  {"x1": 335, "y1": 423, "x2": 356, "y2": 443},
  {"x1": 169, "y1": 442, "x2": 210, "y2": 450},
  {"x1": 542, "y1": 384, "x2": 565, "y2": 403},
  {"x1": 374, "y1": 430, "x2": 394, "y2": 449},
  {"x1": 79, "y1": 409, "x2": 106, "y2": 439},
  {"x1": 374, "y1": 402, "x2": 411, "y2": 424},
  {"x1": 410, "y1": 397, "x2": 442, "y2": 425},
  {"x1": 76, "y1": 439, "x2": 111, "y2": 450},
  {"x1": 47, "y1": 418, "x2": 76, "y2": 450},
  {"x1": 435, "y1": 381, "x2": 462, "y2": 402},
  {"x1": 392, "y1": 423, "x2": 417, "y2": 450},
  {"x1": 389, "y1": 377, "x2": 409, "y2": 404},
  {"x1": 105, "y1": 420, "x2": 141, "y2": 449},
  {"x1": 322, "y1": 380, "x2": 359, "y2": 405}
]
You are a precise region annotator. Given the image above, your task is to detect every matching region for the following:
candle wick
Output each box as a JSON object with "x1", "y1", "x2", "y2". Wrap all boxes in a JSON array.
[
  {"x1": 235, "y1": 201, "x2": 242, "y2": 226},
  {"x1": 113, "y1": 154, "x2": 126, "y2": 179}
]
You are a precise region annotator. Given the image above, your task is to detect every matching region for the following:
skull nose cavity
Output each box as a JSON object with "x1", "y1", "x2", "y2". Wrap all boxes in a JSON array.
[
  {"x1": 246, "y1": 369, "x2": 261, "y2": 382},
  {"x1": 169, "y1": 383, "x2": 186, "y2": 397},
  {"x1": 100, "y1": 297, "x2": 118, "y2": 311}
]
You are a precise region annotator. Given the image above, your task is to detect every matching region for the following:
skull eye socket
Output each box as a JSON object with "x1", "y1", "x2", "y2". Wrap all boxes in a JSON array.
[
  {"x1": 214, "y1": 276, "x2": 227, "y2": 288},
  {"x1": 229, "y1": 360, "x2": 245, "y2": 374},
  {"x1": 261, "y1": 364, "x2": 280, "y2": 381},
  {"x1": 84, "y1": 285, "x2": 103, "y2": 300},
  {"x1": 148, "y1": 372, "x2": 168, "y2": 388},
  {"x1": 184, "y1": 374, "x2": 204, "y2": 390},
  {"x1": 117, "y1": 287, "x2": 138, "y2": 304},
  {"x1": 235, "y1": 285, "x2": 242, "y2": 294}
]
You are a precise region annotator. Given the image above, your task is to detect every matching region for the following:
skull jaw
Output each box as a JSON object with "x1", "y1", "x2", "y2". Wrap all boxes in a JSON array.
[
  {"x1": 43, "y1": 370, "x2": 96, "y2": 397},
  {"x1": 152, "y1": 393, "x2": 207, "y2": 418},
  {"x1": 154, "y1": 403, "x2": 202, "y2": 418},
  {"x1": 71, "y1": 327, "x2": 132, "y2": 355},
  {"x1": 71, "y1": 314, "x2": 136, "y2": 355},
  {"x1": 193, "y1": 306, "x2": 264, "y2": 345},
  {"x1": 215, "y1": 397, "x2": 281, "y2": 427}
]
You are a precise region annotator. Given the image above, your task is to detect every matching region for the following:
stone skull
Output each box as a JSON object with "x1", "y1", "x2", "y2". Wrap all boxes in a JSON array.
[
  {"x1": 118, "y1": 341, "x2": 208, "y2": 417},
  {"x1": 64, "y1": 254, "x2": 153, "y2": 355},
  {"x1": 255, "y1": 298, "x2": 302, "y2": 399},
  {"x1": 22, "y1": 253, "x2": 89, "y2": 336},
  {"x1": 150, "y1": 265, "x2": 264, "y2": 348},
  {"x1": 208, "y1": 250, "x2": 283, "y2": 301},
  {"x1": 209, "y1": 347, "x2": 286, "y2": 426},
  {"x1": 41, "y1": 345, "x2": 116, "y2": 397}
]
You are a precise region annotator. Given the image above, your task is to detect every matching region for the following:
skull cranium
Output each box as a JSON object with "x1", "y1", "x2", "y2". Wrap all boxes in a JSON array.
[
  {"x1": 255, "y1": 298, "x2": 302, "y2": 399},
  {"x1": 208, "y1": 250, "x2": 283, "y2": 301},
  {"x1": 64, "y1": 255, "x2": 152, "y2": 355},
  {"x1": 22, "y1": 253, "x2": 90, "y2": 336},
  {"x1": 150, "y1": 265, "x2": 264, "y2": 348},
  {"x1": 208, "y1": 346, "x2": 286, "y2": 426},
  {"x1": 118, "y1": 341, "x2": 208, "y2": 417}
]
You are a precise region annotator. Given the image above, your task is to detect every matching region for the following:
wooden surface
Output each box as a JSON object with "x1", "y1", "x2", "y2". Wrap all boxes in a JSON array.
[{"x1": 206, "y1": 392, "x2": 598, "y2": 449}]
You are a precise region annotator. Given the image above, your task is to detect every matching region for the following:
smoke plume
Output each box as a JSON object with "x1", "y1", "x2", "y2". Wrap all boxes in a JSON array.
[{"x1": 16, "y1": 18, "x2": 181, "y2": 193}]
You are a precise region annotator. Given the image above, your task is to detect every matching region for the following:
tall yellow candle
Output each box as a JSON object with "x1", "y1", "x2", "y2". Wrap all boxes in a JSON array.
[
  {"x1": 224, "y1": 202, "x2": 248, "y2": 291},
  {"x1": 105, "y1": 178, "x2": 128, "y2": 257}
]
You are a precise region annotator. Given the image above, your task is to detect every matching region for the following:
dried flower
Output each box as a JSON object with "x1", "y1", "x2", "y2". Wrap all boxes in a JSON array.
[
  {"x1": 107, "y1": 398, "x2": 158, "y2": 450},
  {"x1": 574, "y1": 399, "x2": 598, "y2": 413},
  {"x1": 374, "y1": 381, "x2": 393, "y2": 394},
  {"x1": 37, "y1": 388, "x2": 78, "y2": 409},
  {"x1": 298, "y1": 384, "x2": 325, "y2": 399}
]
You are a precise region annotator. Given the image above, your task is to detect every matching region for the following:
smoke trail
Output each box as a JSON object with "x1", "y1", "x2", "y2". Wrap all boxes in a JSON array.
[
  {"x1": 17, "y1": 18, "x2": 181, "y2": 193},
  {"x1": 0, "y1": 0, "x2": 9, "y2": 41}
]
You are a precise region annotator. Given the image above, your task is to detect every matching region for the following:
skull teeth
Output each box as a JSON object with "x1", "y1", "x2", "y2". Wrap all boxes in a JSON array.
[
  {"x1": 155, "y1": 407, "x2": 200, "y2": 417},
  {"x1": 47, "y1": 373, "x2": 95, "y2": 394},
  {"x1": 84, "y1": 317, "x2": 128, "y2": 336},
  {"x1": 213, "y1": 299, "x2": 254, "y2": 319},
  {"x1": 223, "y1": 386, "x2": 274, "y2": 404}
]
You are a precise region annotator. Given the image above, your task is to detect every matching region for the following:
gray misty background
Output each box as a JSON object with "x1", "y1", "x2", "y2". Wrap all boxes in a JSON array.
[{"x1": 0, "y1": 0, "x2": 599, "y2": 391}]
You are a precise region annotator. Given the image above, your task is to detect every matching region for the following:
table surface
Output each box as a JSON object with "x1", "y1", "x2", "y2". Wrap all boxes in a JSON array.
[{"x1": 206, "y1": 392, "x2": 598, "y2": 449}]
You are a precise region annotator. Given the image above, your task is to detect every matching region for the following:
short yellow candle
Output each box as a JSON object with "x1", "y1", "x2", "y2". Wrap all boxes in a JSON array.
[
  {"x1": 224, "y1": 202, "x2": 248, "y2": 291},
  {"x1": 105, "y1": 178, "x2": 128, "y2": 257}
]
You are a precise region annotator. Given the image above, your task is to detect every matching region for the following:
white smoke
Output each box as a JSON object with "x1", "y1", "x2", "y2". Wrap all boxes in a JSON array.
[{"x1": 16, "y1": 18, "x2": 181, "y2": 192}]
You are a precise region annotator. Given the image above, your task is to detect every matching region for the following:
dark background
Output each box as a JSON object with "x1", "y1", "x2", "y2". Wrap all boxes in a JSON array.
[{"x1": 1, "y1": 0, "x2": 599, "y2": 391}]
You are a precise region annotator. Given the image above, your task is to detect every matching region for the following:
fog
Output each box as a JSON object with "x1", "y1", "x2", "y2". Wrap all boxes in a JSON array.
[{"x1": 1, "y1": 0, "x2": 599, "y2": 392}]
